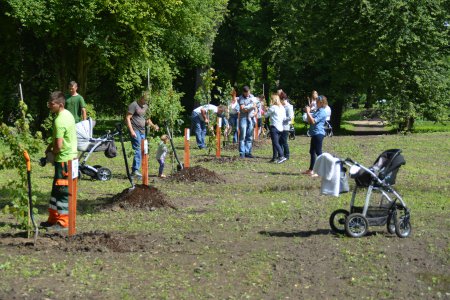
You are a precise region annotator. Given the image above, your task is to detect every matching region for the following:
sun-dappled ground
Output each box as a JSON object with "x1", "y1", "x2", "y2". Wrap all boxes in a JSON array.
[{"x1": 0, "y1": 132, "x2": 449, "y2": 299}]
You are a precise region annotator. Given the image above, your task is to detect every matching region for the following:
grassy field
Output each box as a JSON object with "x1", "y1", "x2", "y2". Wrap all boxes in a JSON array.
[{"x1": 0, "y1": 132, "x2": 449, "y2": 299}]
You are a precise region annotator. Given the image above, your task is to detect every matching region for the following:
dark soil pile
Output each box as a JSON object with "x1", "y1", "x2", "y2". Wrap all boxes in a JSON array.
[
  {"x1": 170, "y1": 166, "x2": 225, "y2": 184},
  {"x1": 107, "y1": 184, "x2": 176, "y2": 210},
  {"x1": 197, "y1": 156, "x2": 239, "y2": 164}
]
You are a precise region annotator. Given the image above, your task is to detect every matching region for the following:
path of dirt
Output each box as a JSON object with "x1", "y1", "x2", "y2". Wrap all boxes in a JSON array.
[{"x1": 346, "y1": 120, "x2": 389, "y2": 134}]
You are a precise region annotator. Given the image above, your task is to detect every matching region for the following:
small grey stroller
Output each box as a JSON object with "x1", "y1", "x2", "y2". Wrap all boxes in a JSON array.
[
  {"x1": 76, "y1": 119, "x2": 118, "y2": 181},
  {"x1": 329, "y1": 149, "x2": 411, "y2": 238}
]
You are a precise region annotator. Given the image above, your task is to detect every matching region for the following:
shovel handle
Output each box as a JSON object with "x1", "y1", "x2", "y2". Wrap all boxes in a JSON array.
[{"x1": 23, "y1": 150, "x2": 31, "y2": 172}]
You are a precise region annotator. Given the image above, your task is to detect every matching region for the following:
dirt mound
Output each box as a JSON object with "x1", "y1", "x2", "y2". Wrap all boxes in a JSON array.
[
  {"x1": 170, "y1": 166, "x2": 225, "y2": 184},
  {"x1": 106, "y1": 184, "x2": 176, "y2": 210},
  {"x1": 197, "y1": 156, "x2": 239, "y2": 163}
]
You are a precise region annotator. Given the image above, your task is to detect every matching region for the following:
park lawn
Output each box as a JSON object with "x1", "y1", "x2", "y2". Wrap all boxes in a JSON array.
[{"x1": 0, "y1": 132, "x2": 449, "y2": 299}]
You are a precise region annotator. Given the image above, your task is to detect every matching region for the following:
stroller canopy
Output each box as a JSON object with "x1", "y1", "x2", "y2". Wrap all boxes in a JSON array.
[
  {"x1": 354, "y1": 149, "x2": 406, "y2": 186},
  {"x1": 76, "y1": 119, "x2": 96, "y2": 151}
]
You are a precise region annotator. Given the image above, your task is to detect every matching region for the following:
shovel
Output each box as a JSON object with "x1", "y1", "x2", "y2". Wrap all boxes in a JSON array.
[
  {"x1": 165, "y1": 123, "x2": 183, "y2": 171},
  {"x1": 116, "y1": 123, "x2": 135, "y2": 190},
  {"x1": 23, "y1": 150, "x2": 38, "y2": 245}
]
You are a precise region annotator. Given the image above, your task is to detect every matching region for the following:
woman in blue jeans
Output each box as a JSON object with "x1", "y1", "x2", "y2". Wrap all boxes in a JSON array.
[{"x1": 302, "y1": 95, "x2": 327, "y2": 176}]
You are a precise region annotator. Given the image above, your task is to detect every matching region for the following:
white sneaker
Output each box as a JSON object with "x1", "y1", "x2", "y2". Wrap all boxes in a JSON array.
[{"x1": 277, "y1": 157, "x2": 287, "y2": 164}]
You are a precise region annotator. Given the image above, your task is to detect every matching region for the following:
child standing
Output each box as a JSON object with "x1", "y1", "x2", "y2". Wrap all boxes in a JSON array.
[{"x1": 156, "y1": 134, "x2": 169, "y2": 178}]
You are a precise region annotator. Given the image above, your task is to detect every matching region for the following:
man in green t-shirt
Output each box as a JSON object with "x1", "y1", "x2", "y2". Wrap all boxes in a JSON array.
[
  {"x1": 66, "y1": 81, "x2": 87, "y2": 123},
  {"x1": 40, "y1": 91, "x2": 77, "y2": 231}
]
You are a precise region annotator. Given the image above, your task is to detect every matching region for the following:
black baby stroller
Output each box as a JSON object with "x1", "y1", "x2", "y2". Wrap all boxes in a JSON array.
[
  {"x1": 329, "y1": 149, "x2": 411, "y2": 238},
  {"x1": 76, "y1": 119, "x2": 118, "y2": 181}
]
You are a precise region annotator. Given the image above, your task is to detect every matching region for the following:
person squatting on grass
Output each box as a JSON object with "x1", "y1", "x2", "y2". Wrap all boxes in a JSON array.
[
  {"x1": 266, "y1": 94, "x2": 287, "y2": 164},
  {"x1": 40, "y1": 91, "x2": 78, "y2": 231},
  {"x1": 238, "y1": 86, "x2": 257, "y2": 158},
  {"x1": 156, "y1": 134, "x2": 169, "y2": 178},
  {"x1": 191, "y1": 104, "x2": 228, "y2": 149},
  {"x1": 126, "y1": 91, "x2": 159, "y2": 178},
  {"x1": 65, "y1": 81, "x2": 87, "y2": 123},
  {"x1": 278, "y1": 90, "x2": 294, "y2": 160},
  {"x1": 303, "y1": 95, "x2": 327, "y2": 176}
]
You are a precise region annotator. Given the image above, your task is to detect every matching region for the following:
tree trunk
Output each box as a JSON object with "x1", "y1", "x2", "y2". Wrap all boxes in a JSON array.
[
  {"x1": 77, "y1": 46, "x2": 90, "y2": 97},
  {"x1": 331, "y1": 98, "x2": 344, "y2": 131},
  {"x1": 364, "y1": 87, "x2": 375, "y2": 109},
  {"x1": 261, "y1": 54, "x2": 269, "y2": 97}
]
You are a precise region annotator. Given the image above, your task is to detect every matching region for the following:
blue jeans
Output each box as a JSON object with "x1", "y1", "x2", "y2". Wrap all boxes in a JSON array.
[
  {"x1": 157, "y1": 158, "x2": 165, "y2": 176},
  {"x1": 229, "y1": 114, "x2": 239, "y2": 143},
  {"x1": 280, "y1": 131, "x2": 290, "y2": 159},
  {"x1": 239, "y1": 117, "x2": 254, "y2": 156},
  {"x1": 131, "y1": 131, "x2": 145, "y2": 172},
  {"x1": 192, "y1": 112, "x2": 206, "y2": 149},
  {"x1": 270, "y1": 126, "x2": 284, "y2": 159},
  {"x1": 309, "y1": 134, "x2": 325, "y2": 170}
]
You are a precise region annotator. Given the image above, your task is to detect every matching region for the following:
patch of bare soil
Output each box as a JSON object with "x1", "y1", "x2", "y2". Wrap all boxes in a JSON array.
[
  {"x1": 0, "y1": 232, "x2": 158, "y2": 253},
  {"x1": 222, "y1": 138, "x2": 270, "y2": 151},
  {"x1": 105, "y1": 184, "x2": 176, "y2": 210},
  {"x1": 170, "y1": 165, "x2": 225, "y2": 184},
  {"x1": 197, "y1": 156, "x2": 239, "y2": 163}
]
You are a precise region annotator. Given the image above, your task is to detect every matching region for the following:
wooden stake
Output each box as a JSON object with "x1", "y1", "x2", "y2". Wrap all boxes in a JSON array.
[
  {"x1": 184, "y1": 128, "x2": 190, "y2": 168},
  {"x1": 141, "y1": 139, "x2": 149, "y2": 185},
  {"x1": 216, "y1": 117, "x2": 221, "y2": 158},
  {"x1": 68, "y1": 159, "x2": 78, "y2": 236}
]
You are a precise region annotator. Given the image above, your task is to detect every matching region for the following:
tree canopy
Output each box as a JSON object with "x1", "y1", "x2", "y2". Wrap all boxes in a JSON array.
[{"x1": 0, "y1": 0, "x2": 448, "y2": 131}]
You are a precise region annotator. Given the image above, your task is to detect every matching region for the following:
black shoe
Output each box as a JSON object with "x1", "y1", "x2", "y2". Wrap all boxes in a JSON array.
[
  {"x1": 269, "y1": 159, "x2": 276, "y2": 163},
  {"x1": 245, "y1": 154, "x2": 255, "y2": 158},
  {"x1": 39, "y1": 221, "x2": 54, "y2": 228}
]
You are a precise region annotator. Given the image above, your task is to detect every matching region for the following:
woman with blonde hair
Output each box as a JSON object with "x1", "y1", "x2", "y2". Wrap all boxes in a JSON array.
[{"x1": 265, "y1": 94, "x2": 287, "y2": 163}]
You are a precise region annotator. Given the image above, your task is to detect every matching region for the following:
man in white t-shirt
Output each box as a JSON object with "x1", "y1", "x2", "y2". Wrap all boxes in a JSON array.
[{"x1": 191, "y1": 104, "x2": 227, "y2": 149}]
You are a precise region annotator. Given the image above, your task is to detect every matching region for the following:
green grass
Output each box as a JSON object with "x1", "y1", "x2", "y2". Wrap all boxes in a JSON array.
[{"x1": 0, "y1": 127, "x2": 449, "y2": 299}]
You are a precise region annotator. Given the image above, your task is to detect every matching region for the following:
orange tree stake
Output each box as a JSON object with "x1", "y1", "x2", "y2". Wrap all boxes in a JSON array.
[
  {"x1": 216, "y1": 117, "x2": 221, "y2": 158},
  {"x1": 68, "y1": 159, "x2": 78, "y2": 236},
  {"x1": 141, "y1": 139, "x2": 149, "y2": 185},
  {"x1": 184, "y1": 128, "x2": 190, "y2": 168}
]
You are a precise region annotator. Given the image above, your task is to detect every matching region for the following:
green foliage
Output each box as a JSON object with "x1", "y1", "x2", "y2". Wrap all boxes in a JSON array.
[
  {"x1": 1, "y1": 0, "x2": 228, "y2": 120},
  {"x1": 194, "y1": 68, "x2": 218, "y2": 105},
  {"x1": 0, "y1": 100, "x2": 43, "y2": 229}
]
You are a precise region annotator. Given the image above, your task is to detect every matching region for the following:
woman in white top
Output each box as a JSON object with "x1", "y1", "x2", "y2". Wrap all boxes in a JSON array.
[
  {"x1": 265, "y1": 94, "x2": 287, "y2": 163},
  {"x1": 278, "y1": 90, "x2": 294, "y2": 160},
  {"x1": 228, "y1": 89, "x2": 240, "y2": 143}
]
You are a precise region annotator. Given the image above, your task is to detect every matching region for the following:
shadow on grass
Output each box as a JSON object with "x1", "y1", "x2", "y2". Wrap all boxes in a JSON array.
[{"x1": 259, "y1": 229, "x2": 331, "y2": 237}]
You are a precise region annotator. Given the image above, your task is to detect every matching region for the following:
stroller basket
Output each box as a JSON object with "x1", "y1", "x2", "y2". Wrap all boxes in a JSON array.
[
  {"x1": 353, "y1": 149, "x2": 405, "y2": 187},
  {"x1": 351, "y1": 206, "x2": 391, "y2": 226}
]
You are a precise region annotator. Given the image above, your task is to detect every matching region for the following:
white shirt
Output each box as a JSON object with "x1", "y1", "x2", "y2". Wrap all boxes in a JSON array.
[
  {"x1": 282, "y1": 102, "x2": 294, "y2": 131},
  {"x1": 229, "y1": 100, "x2": 239, "y2": 115},
  {"x1": 324, "y1": 105, "x2": 331, "y2": 121},
  {"x1": 193, "y1": 104, "x2": 218, "y2": 121},
  {"x1": 266, "y1": 105, "x2": 286, "y2": 132}
]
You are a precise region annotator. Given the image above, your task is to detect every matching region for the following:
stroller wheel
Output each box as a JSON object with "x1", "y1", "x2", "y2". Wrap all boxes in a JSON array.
[
  {"x1": 97, "y1": 167, "x2": 112, "y2": 181},
  {"x1": 289, "y1": 132, "x2": 295, "y2": 140},
  {"x1": 387, "y1": 211, "x2": 396, "y2": 234},
  {"x1": 345, "y1": 213, "x2": 369, "y2": 238},
  {"x1": 395, "y1": 212, "x2": 411, "y2": 238},
  {"x1": 329, "y1": 209, "x2": 349, "y2": 234}
]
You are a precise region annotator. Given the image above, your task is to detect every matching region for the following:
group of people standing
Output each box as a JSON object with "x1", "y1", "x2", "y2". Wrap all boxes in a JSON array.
[{"x1": 192, "y1": 87, "x2": 332, "y2": 176}]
